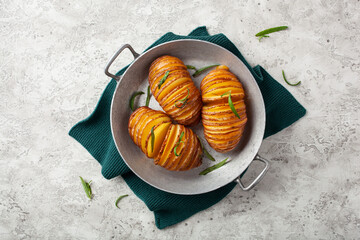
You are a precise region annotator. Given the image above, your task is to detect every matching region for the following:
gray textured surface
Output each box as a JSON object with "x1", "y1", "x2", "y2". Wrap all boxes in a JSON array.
[{"x1": 1, "y1": 0, "x2": 359, "y2": 239}]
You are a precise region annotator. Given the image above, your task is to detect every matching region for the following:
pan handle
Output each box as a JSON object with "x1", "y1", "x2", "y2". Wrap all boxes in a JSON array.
[
  {"x1": 104, "y1": 44, "x2": 140, "y2": 81},
  {"x1": 235, "y1": 155, "x2": 269, "y2": 191}
]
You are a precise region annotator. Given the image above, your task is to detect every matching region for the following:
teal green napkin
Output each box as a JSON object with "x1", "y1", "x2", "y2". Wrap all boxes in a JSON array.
[{"x1": 69, "y1": 26, "x2": 306, "y2": 229}]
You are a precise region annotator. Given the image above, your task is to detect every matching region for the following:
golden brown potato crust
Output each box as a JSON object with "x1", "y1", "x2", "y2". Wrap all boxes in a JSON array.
[
  {"x1": 201, "y1": 65, "x2": 248, "y2": 153},
  {"x1": 128, "y1": 107, "x2": 202, "y2": 171},
  {"x1": 149, "y1": 55, "x2": 202, "y2": 126}
]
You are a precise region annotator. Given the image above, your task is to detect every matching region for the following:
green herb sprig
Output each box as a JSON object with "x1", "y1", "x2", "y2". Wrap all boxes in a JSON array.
[
  {"x1": 186, "y1": 65, "x2": 197, "y2": 70},
  {"x1": 80, "y1": 176, "x2": 92, "y2": 199},
  {"x1": 197, "y1": 136, "x2": 215, "y2": 161},
  {"x1": 258, "y1": 35, "x2": 270, "y2": 42},
  {"x1": 282, "y1": 70, "x2": 301, "y2": 86},
  {"x1": 158, "y1": 71, "x2": 170, "y2": 89},
  {"x1": 115, "y1": 194, "x2": 128, "y2": 208},
  {"x1": 221, "y1": 91, "x2": 241, "y2": 119},
  {"x1": 175, "y1": 88, "x2": 190, "y2": 108},
  {"x1": 151, "y1": 126, "x2": 155, "y2": 153},
  {"x1": 146, "y1": 86, "x2": 151, "y2": 107},
  {"x1": 192, "y1": 64, "x2": 219, "y2": 77},
  {"x1": 129, "y1": 91, "x2": 144, "y2": 111},
  {"x1": 199, "y1": 158, "x2": 229, "y2": 175},
  {"x1": 220, "y1": 91, "x2": 231, "y2": 97},
  {"x1": 174, "y1": 131, "x2": 185, "y2": 157},
  {"x1": 255, "y1": 26, "x2": 288, "y2": 41}
]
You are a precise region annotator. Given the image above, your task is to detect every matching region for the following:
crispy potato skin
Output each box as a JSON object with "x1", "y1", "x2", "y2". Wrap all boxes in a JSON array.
[
  {"x1": 148, "y1": 55, "x2": 202, "y2": 126},
  {"x1": 128, "y1": 107, "x2": 202, "y2": 171},
  {"x1": 200, "y1": 65, "x2": 248, "y2": 153}
]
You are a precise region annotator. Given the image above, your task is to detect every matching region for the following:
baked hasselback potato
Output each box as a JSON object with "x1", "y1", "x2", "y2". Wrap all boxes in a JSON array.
[
  {"x1": 128, "y1": 107, "x2": 172, "y2": 158},
  {"x1": 154, "y1": 124, "x2": 202, "y2": 171},
  {"x1": 128, "y1": 107, "x2": 202, "y2": 171},
  {"x1": 200, "y1": 65, "x2": 248, "y2": 153},
  {"x1": 148, "y1": 55, "x2": 202, "y2": 126}
]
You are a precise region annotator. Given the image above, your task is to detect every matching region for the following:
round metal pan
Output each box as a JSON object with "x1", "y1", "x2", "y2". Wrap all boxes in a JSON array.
[{"x1": 106, "y1": 39, "x2": 269, "y2": 195}]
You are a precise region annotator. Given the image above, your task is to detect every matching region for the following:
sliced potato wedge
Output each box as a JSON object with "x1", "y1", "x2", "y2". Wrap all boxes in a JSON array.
[
  {"x1": 154, "y1": 124, "x2": 202, "y2": 171},
  {"x1": 128, "y1": 107, "x2": 171, "y2": 158}
]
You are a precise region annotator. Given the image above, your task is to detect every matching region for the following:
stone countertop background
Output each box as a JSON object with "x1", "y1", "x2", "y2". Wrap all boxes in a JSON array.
[{"x1": 1, "y1": 0, "x2": 359, "y2": 239}]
